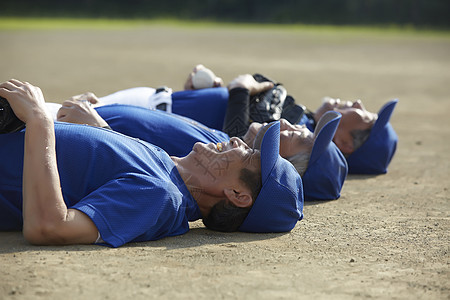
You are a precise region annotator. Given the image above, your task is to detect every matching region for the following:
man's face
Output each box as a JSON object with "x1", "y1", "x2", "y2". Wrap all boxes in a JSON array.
[
  {"x1": 243, "y1": 119, "x2": 314, "y2": 158},
  {"x1": 187, "y1": 137, "x2": 261, "y2": 188},
  {"x1": 278, "y1": 119, "x2": 314, "y2": 158},
  {"x1": 315, "y1": 98, "x2": 377, "y2": 154}
]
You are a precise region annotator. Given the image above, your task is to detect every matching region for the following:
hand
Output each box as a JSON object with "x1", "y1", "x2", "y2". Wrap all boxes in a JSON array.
[
  {"x1": 57, "y1": 94, "x2": 109, "y2": 128},
  {"x1": 227, "y1": 74, "x2": 274, "y2": 96},
  {"x1": 183, "y1": 64, "x2": 223, "y2": 90},
  {"x1": 0, "y1": 79, "x2": 49, "y2": 123},
  {"x1": 67, "y1": 92, "x2": 100, "y2": 106}
]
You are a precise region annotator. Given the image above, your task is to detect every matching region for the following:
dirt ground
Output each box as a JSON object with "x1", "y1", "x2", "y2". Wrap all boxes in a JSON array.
[{"x1": 0, "y1": 24, "x2": 449, "y2": 299}]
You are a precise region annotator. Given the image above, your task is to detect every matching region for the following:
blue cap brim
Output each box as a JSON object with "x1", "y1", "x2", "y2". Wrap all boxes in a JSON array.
[
  {"x1": 347, "y1": 99, "x2": 398, "y2": 174},
  {"x1": 310, "y1": 111, "x2": 341, "y2": 164},
  {"x1": 239, "y1": 121, "x2": 304, "y2": 233},
  {"x1": 302, "y1": 111, "x2": 348, "y2": 201}
]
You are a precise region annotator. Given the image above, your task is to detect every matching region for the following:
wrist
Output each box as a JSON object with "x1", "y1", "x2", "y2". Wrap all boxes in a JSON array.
[
  {"x1": 25, "y1": 112, "x2": 54, "y2": 130},
  {"x1": 228, "y1": 87, "x2": 250, "y2": 96},
  {"x1": 228, "y1": 81, "x2": 248, "y2": 91}
]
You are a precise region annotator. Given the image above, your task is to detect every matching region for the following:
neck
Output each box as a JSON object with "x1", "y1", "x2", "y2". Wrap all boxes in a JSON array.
[{"x1": 171, "y1": 156, "x2": 223, "y2": 218}]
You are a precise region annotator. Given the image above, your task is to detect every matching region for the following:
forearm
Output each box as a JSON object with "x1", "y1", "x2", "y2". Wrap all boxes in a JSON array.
[
  {"x1": 222, "y1": 88, "x2": 251, "y2": 138},
  {"x1": 22, "y1": 113, "x2": 68, "y2": 244},
  {"x1": 0, "y1": 79, "x2": 97, "y2": 245}
]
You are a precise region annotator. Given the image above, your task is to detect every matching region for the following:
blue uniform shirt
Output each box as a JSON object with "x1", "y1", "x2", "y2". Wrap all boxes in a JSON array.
[
  {"x1": 96, "y1": 105, "x2": 230, "y2": 157},
  {"x1": 172, "y1": 87, "x2": 229, "y2": 130},
  {"x1": 0, "y1": 122, "x2": 201, "y2": 247}
]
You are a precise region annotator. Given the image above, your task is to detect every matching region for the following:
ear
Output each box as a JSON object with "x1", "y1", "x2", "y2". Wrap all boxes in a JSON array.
[
  {"x1": 223, "y1": 188, "x2": 253, "y2": 208},
  {"x1": 333, "y1": 134, "x2": 354, "y2": 155}
]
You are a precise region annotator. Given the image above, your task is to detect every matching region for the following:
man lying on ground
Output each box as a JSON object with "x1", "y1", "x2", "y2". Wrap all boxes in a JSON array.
[
  {"x1": 0, "y1": 79, "x2": 303, "y2": 247},
  {"x1": 222, "y1": 73, "x2": 398, "y2": 175}
]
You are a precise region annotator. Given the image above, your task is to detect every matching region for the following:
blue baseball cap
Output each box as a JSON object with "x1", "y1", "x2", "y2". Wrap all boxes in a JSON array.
[
  {"x1": 346, "y1": 100, "x2": 398, "y2": 174},
  {"x1": 239, "y1": 121, "x2": 304, "y2": 233},
  {"x1": 302, "y1": 111, "x2": 348, "y2": 201}
]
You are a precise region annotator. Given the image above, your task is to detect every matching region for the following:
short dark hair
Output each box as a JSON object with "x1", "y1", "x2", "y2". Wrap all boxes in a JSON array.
[
  {"x1": 350, "y1": 128, "x2": 372, "y2": 154},
  {"x1": 202, "y1": 167, "x2": 262, "y2": 232}
]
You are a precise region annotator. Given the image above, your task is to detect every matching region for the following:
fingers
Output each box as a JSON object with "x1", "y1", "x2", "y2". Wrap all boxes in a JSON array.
[
  {"x1": 57, "y1": 100, "x2": 79, "y2": 121},
  {"x1": 0, "y1": 79, "x2": 41, "y2": 101},
  {"x1": 1, "y1": 79, "x2": 36, "y2": 92},
  {"x1": 0, "y1": 81, "x2": 14, "y2": 98},
  {"x1": 56, "y1": 114, "x2": 67, "y2": 122},
  {"x1": 56, "y1": 97, "x2": 97, "y2": 123},
  {"x1": 86, "y1": 92, "x2": 99, "y2": 104},
  {"x1": 2, "y1": 79, "x2": 24, "y2": 88},
  {"x1": 227, "y1": 74, "x2": 251, "y2": 90},
  {"x1": 61, "y1": 99, "x2": 76, "y2": 108},
  {"x1": 184, "y1": 71, "x2": 196, "y2": 90},
  {"x1": 56, "y1": 106, "x2": 67, "y2": 121},
  {"x1": 61, "y1": 96, "x2": 92, "y2": 109},
  {"x1": 64, "y1": 92, "x2": 97, "y2": 106},
  {"x1": 0, "y1": 79, "x2": 48, "y2": 124},
  {"x1": 0, "y1": 79, "x2": 23, "y2": 96},
  {"x1": 184, "y1": 76, "x2": 194, "y2": 90},
  {"x1": 249, "y1": 79, "x2": 273, "y2": 95},
  {"x1": 258, "y1": 81, "x2": 274, "y2": 92},
  {"x1": 213, "y1": 77, "x2": 224, "y2": 88}
]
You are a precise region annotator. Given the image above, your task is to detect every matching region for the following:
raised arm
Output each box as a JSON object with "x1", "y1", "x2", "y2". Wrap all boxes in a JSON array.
[
  {"x1": 0, "y1": 79, "x2": 98, "y2": 245},
  {"x1": 222, "y1": 74, "x2": 273, "y2": 138}
]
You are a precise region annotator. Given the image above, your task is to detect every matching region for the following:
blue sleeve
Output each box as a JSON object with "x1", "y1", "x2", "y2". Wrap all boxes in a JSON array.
[
  {"x1": 72, "y1": 175, "x2": 189, "y2": 248},
  {"x1": 171, "y1": 87, "x2": 229, "y2": 130}
]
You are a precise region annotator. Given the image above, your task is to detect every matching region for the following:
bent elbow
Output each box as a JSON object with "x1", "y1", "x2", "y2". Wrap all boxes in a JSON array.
[{"x1": 23, "y1": 222, "x2": 63, "y2": 245}]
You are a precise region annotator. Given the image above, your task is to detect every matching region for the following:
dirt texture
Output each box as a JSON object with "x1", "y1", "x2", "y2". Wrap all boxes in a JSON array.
[{"x1": 0, "y1": 24, "x2": 449, "y2": 299}]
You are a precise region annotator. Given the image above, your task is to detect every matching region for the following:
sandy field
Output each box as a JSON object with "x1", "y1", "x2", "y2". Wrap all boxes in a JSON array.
[{"x1": 0, "y1": 23, "x2": 449, "y2": 299}]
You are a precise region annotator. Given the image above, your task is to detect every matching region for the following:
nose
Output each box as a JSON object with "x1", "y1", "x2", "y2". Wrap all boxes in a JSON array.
[
  {"x1": 229, "y1": 137, "x2": 249, "y2": 149},
  {"x1": 279, "y1": 119, "x2": 291, "y2": 130},
  {"x1": 352, "y1": 99, "x2": 363, "y2": 109}
]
